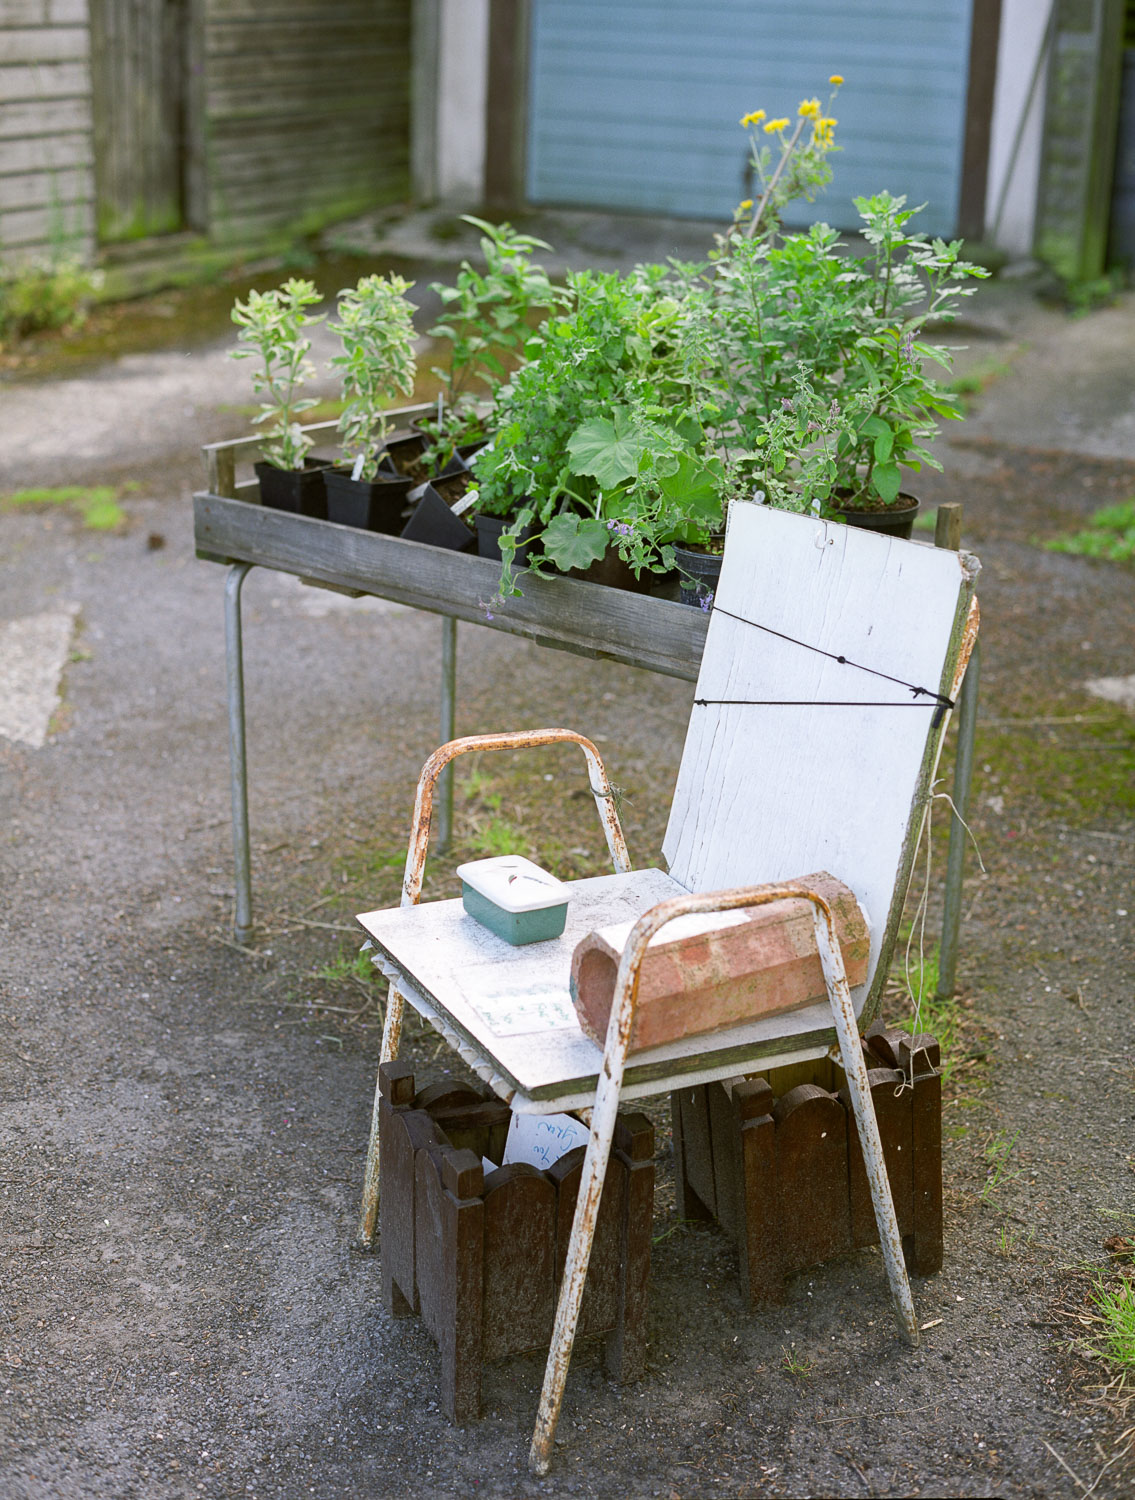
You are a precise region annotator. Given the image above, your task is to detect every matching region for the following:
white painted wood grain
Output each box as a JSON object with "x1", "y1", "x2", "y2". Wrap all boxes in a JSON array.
[{"x1": 663, "y1": 503, "x2": 972, "y2": 1010}]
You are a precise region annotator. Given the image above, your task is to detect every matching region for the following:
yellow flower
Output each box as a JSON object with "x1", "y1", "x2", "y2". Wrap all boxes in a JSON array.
[
  {"x1": 763, "y1": 117, "x2": 790, "y2": 133},
  {"x1": 829, "y1": 74, "x2": 844, "y2": 86},
  {"x1": 798, "y1": 97, "x2": 821, "y2": 119},
  {"x1": 738, "y1": 199, "x2": 753, "y2": 211},
  {"x1": 739, "y1": 109, "x2": 766, "y2": 127}
]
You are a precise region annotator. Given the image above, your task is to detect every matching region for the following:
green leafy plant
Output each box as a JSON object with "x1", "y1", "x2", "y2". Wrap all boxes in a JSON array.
[
  {"x1": 424, "y1": 216, "x2": 560, "y2": 464},
  {"x1": 980, "y1": 1129, "x2": 1021, "y2": 1201},
  {"x1": 329, "y1": 273, "x2": 417, "y2": 480},
  {"x1": 1044, "y1": 499, "x2": 1135, "y2": 564},
  {"x1": 230, "y1": 278, "x2": 325, "y2": 470},
  {"x1": 1090, "y1": 1273, "x2": 1135, "y2": 1369},
  {"x1": 824, "y1": 193, "x2": 987, "y2": 509},
  {"x1": 471, "y1": 267, "x2": 721, "y2": 591},
  {"x1": 0, "y1": 255, "x2": 102, "y2": 345}
]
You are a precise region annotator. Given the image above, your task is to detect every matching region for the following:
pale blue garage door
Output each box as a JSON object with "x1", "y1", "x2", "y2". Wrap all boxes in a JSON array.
[{"x1": 527, "y1": 0, "x2": 975, "y2": 238}]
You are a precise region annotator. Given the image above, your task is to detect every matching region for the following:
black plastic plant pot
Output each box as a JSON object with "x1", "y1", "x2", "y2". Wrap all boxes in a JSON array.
[
  {"x1": 474, "y1": 513, "x2": 538, "y2": 568},
  {"x1": 831, "y1": 493, "x2": 920, "y2": 540},
  {"x1": 254, "y1": 459, "x2": 329, "y2": 518},
  {"x1": 324, "y1": 466, "x2": 414, "y2": 533},
  {"x1": 383, "y1": 429, "x2": 429, "y2": 476},
  {"x1": 568, "y1": 546, "x2": 654, "y2": 594},
  {"x1": 672, "y1": 543, "x2": 724, "y2": 608},
  {"x1": 400, "y1": 482, "x2": 476, "y2": 552}
]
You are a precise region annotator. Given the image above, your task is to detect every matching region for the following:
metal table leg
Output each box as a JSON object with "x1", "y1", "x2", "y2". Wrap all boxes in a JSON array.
[
  {"x1": 437, "y1": 616, "x2": 457, "y2": 854},
  {"x1": 225, "y1": 562, "x2": 254, "y2": 944},
  {"x1": 938, "y1": 637, "x2": 979, "y2": 998}
]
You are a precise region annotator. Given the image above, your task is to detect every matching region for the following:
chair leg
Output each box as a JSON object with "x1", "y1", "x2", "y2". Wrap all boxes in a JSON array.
[
  {"x1": 813, "y1": 913, "x2": 919, "y2": 1348},
  {"x1": 356, "y1": 981, "x2": 407, "y2": 1249},
  {"x1": 530, "y1": 1065, "x2": 625, "y2": 1474}
]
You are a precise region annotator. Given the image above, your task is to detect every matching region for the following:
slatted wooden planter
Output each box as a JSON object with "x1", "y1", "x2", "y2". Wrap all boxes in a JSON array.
[
  {"x1": 378, "y1": 1062, "x2": 655, "y2": 1422},
  {"x1": 670, "y1": 1023, "x2": 942, "y2": 1307}
]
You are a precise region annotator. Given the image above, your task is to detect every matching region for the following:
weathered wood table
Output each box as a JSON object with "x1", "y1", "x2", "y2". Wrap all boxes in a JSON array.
[{"x1": 192, "y1": 415, "x2": 978, "y2": 992}]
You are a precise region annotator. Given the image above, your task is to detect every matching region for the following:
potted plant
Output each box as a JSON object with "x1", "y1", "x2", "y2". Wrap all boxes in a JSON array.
[
  {"x1": 230, "y1": 278, "x2": 328, "y2": 515},
  {"x1": 325, "y1": 273, "x2": 419, "y2": 531},
  {"x1": 820, "y1": 193, "x2": 988, "y2": 536},
  {"x1": 470, "y1": 264, "x2": 716, "y2": 592},
  {"x1": 421, "y1": 216, "x2": 561, "y2": 475}
]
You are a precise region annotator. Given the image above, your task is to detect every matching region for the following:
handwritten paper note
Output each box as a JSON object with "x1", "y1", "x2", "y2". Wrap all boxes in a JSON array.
[
  {"x1": 503, "y1": 1112, "x2": 590, "y2": 1171},
  {"x1": 456, "y1": 966, "x2": 578, "y2": 1037}
]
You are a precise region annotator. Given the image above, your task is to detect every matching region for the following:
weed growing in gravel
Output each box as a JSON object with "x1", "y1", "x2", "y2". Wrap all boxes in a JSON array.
[
  {"x1": 1044, "y1": 498, "x2": 1135, "y2": 565},
  {"x1": 781, "y1": 1347, "x2": 815, "y2": 1380},
  {"x1": 1091, "y1": 1275, "x2": 1135, "y2": 1369},
  {"x1": 994, "y1": 1225, "x2": 1020, "y2": 1258},
  {"x1": 313, "y1": 949, "x2": 379, "y2": 988},
  {"x1": 980, "y1": 1129, "x2": 1022, "y2": 1201},
  {"x1": 2, "y1": 483, "x2": 133, "y2": 530}
]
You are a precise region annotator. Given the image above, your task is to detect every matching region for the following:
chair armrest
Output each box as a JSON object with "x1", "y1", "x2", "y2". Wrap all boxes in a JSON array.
[{"x1": 399, "y1": 728, "x2": 631, "y2": 908}]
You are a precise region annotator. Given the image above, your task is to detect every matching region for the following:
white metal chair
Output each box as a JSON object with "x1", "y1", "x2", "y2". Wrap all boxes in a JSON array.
[{"x1": 356, "y1": 500, "x2": 979, "y2": 1473}]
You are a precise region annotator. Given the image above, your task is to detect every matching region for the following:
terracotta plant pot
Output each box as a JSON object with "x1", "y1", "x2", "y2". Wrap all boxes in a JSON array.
[{"x1": 254, "y1": 458, "x2": 330, "y2": 518}]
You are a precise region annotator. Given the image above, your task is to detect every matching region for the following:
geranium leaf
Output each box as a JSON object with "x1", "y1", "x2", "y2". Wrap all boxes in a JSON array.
[
  {"x1": 540, "y1": 514, "x2": 610, "y2": 571},
  {"x1": 566, "y1": 410, "x2": 642, "y2": 488}
]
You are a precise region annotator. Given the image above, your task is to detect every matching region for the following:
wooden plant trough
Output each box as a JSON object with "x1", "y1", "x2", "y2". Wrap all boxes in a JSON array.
[
  {"x1": 670, "y1": 1022, "x2": 942, "y2": 1307},
  {"x1": 378, "y1": 1063, "x2": 654, "y2": 1422},
  {"x1": 570, "y1": 872, "x2": 869, "y2": 1051}
]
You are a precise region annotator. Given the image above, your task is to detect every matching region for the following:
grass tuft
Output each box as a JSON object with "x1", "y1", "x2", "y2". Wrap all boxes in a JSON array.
[
  {"x1": 2, "y1": 483, "x2": 127, "y2": 530},
  {"x1": 1092, "y1": 1274, "x2": 1135, "y2": 1370},
  {"x1": 1043, "y1": 497, "x2": 1135, "y2": 565}
]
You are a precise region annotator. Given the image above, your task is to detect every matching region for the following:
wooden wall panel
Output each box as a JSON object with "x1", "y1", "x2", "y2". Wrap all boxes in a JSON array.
[
  {"x1": 0, "y1": 10, "x2": 94, "y2": 264},
  {"x1": 202, "y1": 0, "x2": 412, "y2": 246}
]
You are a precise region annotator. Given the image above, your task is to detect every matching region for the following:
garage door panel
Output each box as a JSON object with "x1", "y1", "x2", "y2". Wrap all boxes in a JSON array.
[{"x1": 527, "y1": 0, "x2": 974, "y2": 236}]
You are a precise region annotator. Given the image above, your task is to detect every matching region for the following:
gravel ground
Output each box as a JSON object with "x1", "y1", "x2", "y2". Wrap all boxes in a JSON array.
[{"x1": 1, "y1": 247, "x2": 1133, "y2": 1499}]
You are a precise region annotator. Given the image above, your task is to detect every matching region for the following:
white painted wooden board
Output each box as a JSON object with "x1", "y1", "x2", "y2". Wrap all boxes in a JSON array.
[
  {"x1": 663, "y1": 502, "x2": 976, "y2": 1013},
  {"x1": 358, "y1": 867, "x2": 842, "y2": 1107}
]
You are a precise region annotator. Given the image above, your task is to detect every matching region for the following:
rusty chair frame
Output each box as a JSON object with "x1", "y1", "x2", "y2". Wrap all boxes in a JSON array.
[
  {"x1": 358, "y1": 728, "x2": 632, "y2": 1249},
  {"x1": 358, "y1": 728, "x2": 921, "y2": 1475}
]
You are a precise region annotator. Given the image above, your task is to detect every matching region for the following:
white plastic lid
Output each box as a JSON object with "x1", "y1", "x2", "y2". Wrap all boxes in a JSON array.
[{"x1": 456, "y1": 855, "x2": 569, "y2": 913}]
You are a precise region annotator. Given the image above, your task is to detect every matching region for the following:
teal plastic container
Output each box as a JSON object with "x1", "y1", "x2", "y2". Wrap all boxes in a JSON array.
[{"x1": 456, "y1": 856, "x2": 570, "y2": 946}]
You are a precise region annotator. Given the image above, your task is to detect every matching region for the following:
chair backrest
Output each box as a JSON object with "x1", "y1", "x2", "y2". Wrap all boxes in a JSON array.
[{"x1": 663, "y1": 501, "x2": 978, "y2": 1010}]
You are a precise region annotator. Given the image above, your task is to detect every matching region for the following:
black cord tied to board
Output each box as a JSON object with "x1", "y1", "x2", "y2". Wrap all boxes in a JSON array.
[{"x1": 695, "y1": 604, "x2": 956, "y2": 729}]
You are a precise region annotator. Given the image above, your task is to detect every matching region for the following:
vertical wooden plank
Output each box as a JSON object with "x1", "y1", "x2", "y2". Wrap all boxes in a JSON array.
[
  {"x1": 551, "y1": 1144, "x2": 624, "y2": 1341},
  {"x1": 843, "y1": 1067, "x2": 915, "y2": 1247},
  {"x1": 484, "y1": 0, "x2": 529, "y2": 209},
  {"x1": 1035, "y1": 0, "x2": 1126, "y2": 280},
  {"x1": 903, "y1": 1033, "x2": 944, "y2": 1275},
  {"x1": 604, "y1": 1112, "x2": 653, "y2": 1381},
  {"x1": 671, "y1": 1089, "x2": 712, "y2": 1222},
  {"x1": 415, "y1": 1147, "x2": 485, "y2": 1422},
  {"x1": 733, "y1": 1078, "x2": 783, "y2": 1308},
  {"x1": 706, "y1": 1080, "x2": 741, "y2": 1240},
  {"x1": 482, "y1": 1165, "x2": 555, "y2": 1361},
  {"x1": 90, "y1": 0, "x2": 187, "y2": 242},
  {"x1": 377, "y1": 1062, "x2": 419, "y2": 1317},
  {"x1": 958, "y1": 0, "x2": 1003, "y2": 239},
  {"x1": 674, "y1": 1084, "x2": 716, "y2": 1219},
  {"x1": 774, "y1": 1084, "x2": 852, "y2": 1274}
]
